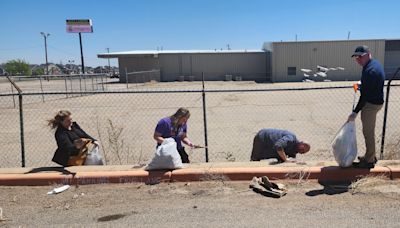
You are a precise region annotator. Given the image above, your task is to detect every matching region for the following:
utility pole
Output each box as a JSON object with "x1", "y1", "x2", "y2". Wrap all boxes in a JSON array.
[
  {"x1": 106, "y1": 48, "x2": 111, "y2": 75},
  {"x1": 40, "y1": 32, "x2": 50, "y2": 75},
  {"x1": 347, "y1": 31, "x2": 351, "y2": 40}
]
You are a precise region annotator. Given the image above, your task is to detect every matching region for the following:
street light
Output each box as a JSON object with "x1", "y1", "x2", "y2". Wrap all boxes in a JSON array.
[
  {"x1": 40, "y1": 32, "x2": 50, "y2": 75},
  {"x1": 68, "y1": 60, "x2": 75, "y2": 74}
]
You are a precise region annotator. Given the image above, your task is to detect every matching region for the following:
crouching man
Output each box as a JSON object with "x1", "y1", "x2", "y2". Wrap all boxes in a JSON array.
[{"x1": 250, "y1": 128, "x2": 310, "y2": 162}]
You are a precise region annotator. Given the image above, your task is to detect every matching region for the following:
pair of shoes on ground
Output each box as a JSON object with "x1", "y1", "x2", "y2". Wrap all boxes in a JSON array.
[
  {"x1": 249, "y1": 176, "x2": 287, "y2": 198},
  {"x1": 352, "y1": 156, "x2": 377, "y2": 169}
]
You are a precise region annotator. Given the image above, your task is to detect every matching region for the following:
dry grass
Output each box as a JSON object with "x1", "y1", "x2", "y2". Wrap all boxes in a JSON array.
[
  {"x1": 350, "y1": 175, "x2": 391, "y2": 195},
  {"x1": 96, "y1": 119, "x2": 145, "y2": 166},
  {"x1": 200, "y1": 170, "x2": 230, "y2": 184},
  {"x1": 217, "y1": 152, "x2": 236, "y2": 162},
  {"x1": 284, "y1": 168, "x2": 312, "y2": 186},
  {"x1": 383, "y1": 138, "x2": 400, "y2": 160}
]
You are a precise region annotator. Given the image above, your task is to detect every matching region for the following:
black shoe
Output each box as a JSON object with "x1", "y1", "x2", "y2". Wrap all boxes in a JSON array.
[
  {"x1": 352, "y1": 161, "x2": 375, "y2": 169},
  {"x1": 357, "y1": 156, "x2": 377, "y2": 164}
]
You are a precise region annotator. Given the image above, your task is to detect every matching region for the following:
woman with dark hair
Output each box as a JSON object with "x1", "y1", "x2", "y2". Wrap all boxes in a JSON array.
[
  {"x1": 153, "y1": 107, "x2": 197, "y2": 163},
  {"x1": 48, "y1": 110, "x2": 98, "y2": 166}
]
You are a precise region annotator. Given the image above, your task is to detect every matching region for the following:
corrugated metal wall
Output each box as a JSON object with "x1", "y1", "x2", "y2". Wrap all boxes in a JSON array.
[
  {"x1": 159, "y1": 53, "x2": 268, "y2": 82},
  {"x1": 118, "y1": 52, "x2": 269, "y2": 82},
  {"x1": 119, "y1": 56, "x2": 160, "y2": 82},
  {"x1": 271, "y1": 40, "x2": 386, "y2": 82},
  {"x1": 384, "y1": 40, "x2": 400, "y2": 77}
]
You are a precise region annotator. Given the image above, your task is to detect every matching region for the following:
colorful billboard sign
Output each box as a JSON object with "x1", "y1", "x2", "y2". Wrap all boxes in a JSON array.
[{"x1": 66, "y1": 19, "x2": 93, "y2": 33}]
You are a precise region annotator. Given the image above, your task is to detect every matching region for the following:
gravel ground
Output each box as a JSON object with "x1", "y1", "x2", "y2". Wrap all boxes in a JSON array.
[{"x1": 1, "y1": 178, "x2": 400, "y2": 227}]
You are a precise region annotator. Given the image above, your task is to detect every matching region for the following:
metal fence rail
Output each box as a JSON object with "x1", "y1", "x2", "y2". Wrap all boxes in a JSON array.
[{"x1": 0, "y1": 72, "x2": 399, "y2": 167}]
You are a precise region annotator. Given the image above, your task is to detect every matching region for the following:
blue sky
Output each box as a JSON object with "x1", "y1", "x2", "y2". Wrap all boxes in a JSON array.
[{"x1": 0, "y1": 0, "x2": 399, "y2": 67}]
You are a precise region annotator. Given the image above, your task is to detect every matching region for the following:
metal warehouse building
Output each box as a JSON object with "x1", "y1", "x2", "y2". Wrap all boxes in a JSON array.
[
  {"x1": 97, "y1": 50, "x2": 270, "y2": 82},
  {"x1": 265, "y1": 39, "x2": 400, "y2": 82},
  {"x1": 98, "y1": 39, "x2": 400, "y2": 83}
]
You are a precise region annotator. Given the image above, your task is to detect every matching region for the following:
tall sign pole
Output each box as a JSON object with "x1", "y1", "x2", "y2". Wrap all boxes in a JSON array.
[
  {"x1": 66, "y1": 19, "x2": 93, "y2": 75},
  {"x1": 79, "y1": 33, "x2": 85, "y2": 74}
]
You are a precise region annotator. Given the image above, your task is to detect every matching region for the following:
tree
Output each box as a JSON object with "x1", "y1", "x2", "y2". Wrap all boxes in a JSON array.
[
  {"x1": 4, "y1": 59, "x2": 31, "y2": 76},
  {"x1": 32, "y1": 67, "x2": 45, "y2": 76}
]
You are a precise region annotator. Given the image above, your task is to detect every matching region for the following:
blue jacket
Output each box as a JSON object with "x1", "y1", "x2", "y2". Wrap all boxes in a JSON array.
[
  {"x1": 354, "y1": 59, "x2": 385, "y2": 113},
  {"x1": 256, "y1": 129, "x2": 299, "y2": 161}
]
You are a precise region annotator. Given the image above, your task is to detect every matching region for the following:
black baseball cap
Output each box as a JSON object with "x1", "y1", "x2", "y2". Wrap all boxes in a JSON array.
[{"x1": 351, "y1": 45, "x2": 370, "y2": 57}]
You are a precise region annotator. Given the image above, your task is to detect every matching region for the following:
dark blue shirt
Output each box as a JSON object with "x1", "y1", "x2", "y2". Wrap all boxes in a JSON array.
[
  {"x1": 354, "y1": 59, "x2": 385, "y2": 113},
  {"x1": 257, "y1": 129, "x2": 299, "y2": 161}
]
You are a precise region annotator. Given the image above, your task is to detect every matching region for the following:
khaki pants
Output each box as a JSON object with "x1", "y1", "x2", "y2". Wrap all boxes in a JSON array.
[{"x1": 361, "y1": 102, "x2": 383, "y2": 162}]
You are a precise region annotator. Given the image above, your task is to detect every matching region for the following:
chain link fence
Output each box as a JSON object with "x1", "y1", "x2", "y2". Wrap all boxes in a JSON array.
[{"x1": 1, "y1": 71, "x2": 399, "y2": 168}]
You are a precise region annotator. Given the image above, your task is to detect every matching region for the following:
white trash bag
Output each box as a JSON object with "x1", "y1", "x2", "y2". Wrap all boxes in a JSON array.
[
  {"x1": 146, "y1": 138, "x2": 183, "y2": 170},
  {"x1": 332, "y1": 121, "x2": 358, "y2": 167},
  {"x1": 84, "y1": 145, "x2": 104, "y2": 165}
]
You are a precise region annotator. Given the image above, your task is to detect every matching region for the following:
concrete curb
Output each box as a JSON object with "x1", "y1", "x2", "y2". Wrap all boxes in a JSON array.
[
  {"x1": 0, "y1": 170, "x2": 171, "y2": 186},
  {"x1": 0, "y1": 165, "x2": 398, "y2": 186}
]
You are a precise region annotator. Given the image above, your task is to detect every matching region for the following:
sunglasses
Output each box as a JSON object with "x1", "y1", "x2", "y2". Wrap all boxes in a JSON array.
[{"x1": 355, "y1": 53, "x2": 368, "y2": 59}]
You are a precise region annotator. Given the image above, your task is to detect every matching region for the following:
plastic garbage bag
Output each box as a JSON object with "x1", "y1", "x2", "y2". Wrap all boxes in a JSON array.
[
  {"x1": 145, "y1": 138, "x2": 183, "y2": 170},
  {"x1": 332, "y1": 121, "x2": 358, "y2": 167},
  {"x1": 84, "y1": 145, "x2": 104, "y2": 165}
]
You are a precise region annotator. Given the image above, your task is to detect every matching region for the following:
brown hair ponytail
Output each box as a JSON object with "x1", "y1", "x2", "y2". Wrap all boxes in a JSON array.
[{"x1": 48, "y1": 110, "x2": 71, "y2": 129}]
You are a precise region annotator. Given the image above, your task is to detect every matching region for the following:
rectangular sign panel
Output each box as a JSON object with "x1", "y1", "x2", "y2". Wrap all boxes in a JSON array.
[{"x1": 66, "y1": 19, "x2": 93, "y2": 33}]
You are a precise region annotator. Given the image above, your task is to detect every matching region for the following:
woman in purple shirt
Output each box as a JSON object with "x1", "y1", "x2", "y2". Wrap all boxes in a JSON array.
[{"x1": 154, "y1": 108, "x2": 195, "y2": 163}]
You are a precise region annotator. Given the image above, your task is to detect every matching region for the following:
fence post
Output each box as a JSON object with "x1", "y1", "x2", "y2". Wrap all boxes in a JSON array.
[
  {"x1": 6, "y1": 76, "x2": 25, "y2": 167},
  {"x1": 64, "y1": 75, "x2": 69, "y2": 98},
  {"x1": 202, "y1": 72, "x2": 209, "y2": 162},
  {"x1": 10, "y1": 82, "x2": 16, "y2": 108},
  {"x1": 380, "y1": 67, "x2": 400, "y2": 160},
  {"x1": 100, "y1": 74, "x2": 105, "y2": 91},
  {"x1": 83, "y1": 74, "x2": 87, "y2": 92},
  {"x1": 105, "y1": 72, "x2": 108, "y2": 91},
  {"x1": 69, "y1": 75, "x2": 73, "y2": 97},
  {"x1": 91, "y1": 74, "x2": 95, "y2": 91},
  {"x1": 79, "y1": 74, "x2": 83, "y2": 96},
  {"x1": 125, "y1": 68, "x2": 129, "y2": 90},
  {"x1": 19, "y1": 93, "x2": 25, "y2": 167},
  {"x1": 39, "y1": 76, "x2": 45, "y2": 102}
]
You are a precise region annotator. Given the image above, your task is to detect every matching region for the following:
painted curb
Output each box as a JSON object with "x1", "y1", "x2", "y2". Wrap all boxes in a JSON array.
[
  {"x1": 0, "y1": 170, "x2": 171, "y2": 186},
  {"x1": 0, "y1": 166, "x2": 397, "y2": 186},
  {"x1": 387, "y1": 166, "x2": 400, "y2": 179}
]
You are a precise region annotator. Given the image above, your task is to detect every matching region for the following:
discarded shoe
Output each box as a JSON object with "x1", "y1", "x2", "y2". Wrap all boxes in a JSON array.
[
  {"x1": 249, "y1": 176, "x2": 287, "y2": 198},
  {"x1": 260, "y1": 176, "x2": 287, "y2": 193}
]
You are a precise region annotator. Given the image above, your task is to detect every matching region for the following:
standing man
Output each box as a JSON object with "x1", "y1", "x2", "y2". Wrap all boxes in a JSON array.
[
  {"x1": 250, "y1": 128, "x2": 310, "y2": 162},
  {"x1": 348, "y1": 45, "x2": 385, "y2": 168}
]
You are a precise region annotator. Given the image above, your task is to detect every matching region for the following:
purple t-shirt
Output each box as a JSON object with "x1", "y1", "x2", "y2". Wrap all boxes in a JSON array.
[{"x1": 155, "y1": 117, "x2": 187, "y2": 149}]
